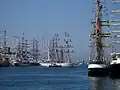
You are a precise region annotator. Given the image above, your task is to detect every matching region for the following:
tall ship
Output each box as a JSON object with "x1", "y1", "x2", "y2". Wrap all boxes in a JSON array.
[
  {"x1": 12, "y1": 33, "x2": 30, "y2": 66},
  {"x1": 10, "y1": 34, "x2": 41, "y2": 66},
  {"x1": 109, "y1": 0, "x2": 120, "y2": 78},
  {"x1": 0, "y1": 30, "x2": 11, "y2": 67},
  {"x1": 40, "y1": 32, "x2": 81, "y2": 67},
  {"x1": 29, "y1": 38, "x2": 40, "y2": 66},
  {"x1": 88, "y1": 0, "x2": 111, "y2": 76}
]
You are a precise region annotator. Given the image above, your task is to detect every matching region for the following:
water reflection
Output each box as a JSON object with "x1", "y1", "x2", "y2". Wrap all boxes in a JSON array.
[
  {"x1": 111, "y1": 79, "x2": 120, "y2": 90},
  {"x1": 88, "y1": 77, "x2": 109, "y2": 90},
  {"x1": 89, "y1": 76, "x2": 120, "y2": 90}
]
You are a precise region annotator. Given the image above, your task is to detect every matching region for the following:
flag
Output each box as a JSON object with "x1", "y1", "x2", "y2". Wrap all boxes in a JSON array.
[{"x1": 96, "y1": 20, "x2": 99, "y2": 33}]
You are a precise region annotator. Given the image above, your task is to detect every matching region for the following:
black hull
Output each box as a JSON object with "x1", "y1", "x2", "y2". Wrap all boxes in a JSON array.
[
  {"x1": 0, "y1": 64, "x2": 10, "y2": 67},
  {"x1": 109, "y1": 64, "x2": 120, "y2": 78},
  {"x1": 88, "y1": 68, "x2": 109, "y2": 77},
  {"x1": 29, "y1": 63, "x2": 40, "y2": 66},
  {"x1": 0, "y1": 62, "x2": 10, "y2": 67},
  {"x1": 49, "y1": 65, "x2": 62, "y2": 67},
  {"x1": 14, "y1": 63, "x2": 30, "y2": 67}
]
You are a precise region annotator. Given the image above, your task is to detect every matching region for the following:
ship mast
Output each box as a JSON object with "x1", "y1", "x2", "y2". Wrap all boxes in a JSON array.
[
  {"x1": 90, "y1": 0, "x2": 111, "y2": 62},
  {"x1": 32, "y1": 38, "x2": 36, "y2": 61},
  {"x1": 3, "y1": 30, "x2": 7, "y2": 55},
  {"x1": 50, "y1": 33, "x2": 60, "y2": 62},
  {"x1": 64, "y1": 32, "x2": 74, "y2": 63},
  {"x1": 47, "y1": 40, "x2": 50, "y2": 61},
  {"x1": 95, "y1": 0, "x2": 103, "y2": 61},
  {"x1": 20, "y1": 33, "x2": 29, "y2": 62},
  {"x1": 88, "y1": 0, "x2": 111, "y2": 77}
]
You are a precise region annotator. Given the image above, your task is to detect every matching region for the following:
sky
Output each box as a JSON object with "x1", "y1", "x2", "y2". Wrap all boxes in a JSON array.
[{"x1": 0, "y1": 0, "x2": 118, "y2": 60}]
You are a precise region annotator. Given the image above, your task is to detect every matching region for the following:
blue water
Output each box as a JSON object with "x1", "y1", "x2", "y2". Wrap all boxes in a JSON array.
[{"x1": 0, "y1": 65, "x2": 120, "y2": 90}]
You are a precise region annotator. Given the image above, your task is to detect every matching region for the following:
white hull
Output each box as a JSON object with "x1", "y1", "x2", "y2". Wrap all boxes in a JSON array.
[
  {"x1": 40, "y1": 62, "x2": 71, "y2": 67},
  {"x1": 56, "y1": 63, "x2": 71, "y2": 67},
  {"x1": 88, "y1": 64, "x2": 107, "y2": 69},
  {"x1": 39, "y1": 63, "x2": 52, "y2": 67},
  {"x1": 40, "y1": 62, "x2": 82, "y2": 67}
]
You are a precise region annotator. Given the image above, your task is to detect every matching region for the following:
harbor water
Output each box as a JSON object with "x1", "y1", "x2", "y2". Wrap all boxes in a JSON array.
[{"x1": 0, "y1": 65, "x2": 120, "y2": 90}]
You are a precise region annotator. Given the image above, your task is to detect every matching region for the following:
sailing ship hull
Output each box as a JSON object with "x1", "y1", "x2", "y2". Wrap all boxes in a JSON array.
[
  {"x1": 109, "y1": 63, "x2": 120, "y2": 78},
  {"x1": 49, "y1": 64, "x2": 62, "y2": 67},
  {"x1": 0, "y1": 62, "x2": 10, "y2": 67},
  {"x1": 40, "y1": 63, "x2": 62, "y2": 67},
  {"x1": 40, "y1": 62, "x2": 82, "y2": 67},
  {"x1": 40, "y1": 62, "x2": 72, "y2": 67},
  {"x1": 88, "y1": 64, "x2": 109, "y2": 77},
  {"x1": 0, "y1": 61, "x2": 10, "y2": 67},
  {"x1": 14, "y1": 63, "x2": 30, "y2": 67},
  {"x1": 56, "y1": 63, "x2": 71, "y2": 67},
  {"x1": 40, "y1": 63, "x2": 51, "y2": 67},
  {"x1": 29, "y1": 63, "x2": 40, "y2": 66},
  {"x1": 56, "y1": 62, "x2": 82, "y2": 67}
]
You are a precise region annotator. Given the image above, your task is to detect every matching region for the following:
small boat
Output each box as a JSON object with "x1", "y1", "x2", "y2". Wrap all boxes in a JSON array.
[
  {"x1": 108, "y1": 0, "x2": 120, "y2": 78},
  {"x1": 109, "y1": 52, "x2": 120, "y2": 78}
]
